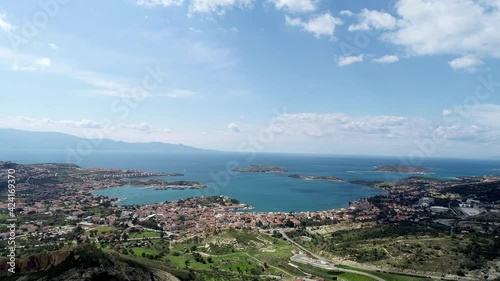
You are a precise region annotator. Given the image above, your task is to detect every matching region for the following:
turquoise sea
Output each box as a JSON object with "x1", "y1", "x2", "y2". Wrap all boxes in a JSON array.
[{"x1": 1, "y1": 150, "x2": 499, "y2": 212}]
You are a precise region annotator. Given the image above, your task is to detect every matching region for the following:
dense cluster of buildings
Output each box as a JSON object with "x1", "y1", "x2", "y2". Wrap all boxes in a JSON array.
[{"x1": 1, "y1": 162, "x2": 498, "y2": 246}]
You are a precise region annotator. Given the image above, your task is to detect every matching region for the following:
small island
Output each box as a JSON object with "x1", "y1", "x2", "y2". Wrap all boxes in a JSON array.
[
  {"x1": 233, "y1": 164, "x2": 287, "y2": 173},
  {"x1": 127, "y1": 179, "x2": 207, "y2": 190},
  {"x1": 374, "y1": 164, "x2": 430, "y2": 174},
  {"x1": 288, "y1": 174, "x2": 343, "y2": 182}
]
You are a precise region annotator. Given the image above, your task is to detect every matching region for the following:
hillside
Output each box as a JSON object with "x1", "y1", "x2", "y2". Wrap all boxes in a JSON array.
[
  {"x1": 0, "y1": 244, "x2": 180, "y2": 281},
  {"x1": 0, "y1": 129, "x2": 213, "y2": 152}
]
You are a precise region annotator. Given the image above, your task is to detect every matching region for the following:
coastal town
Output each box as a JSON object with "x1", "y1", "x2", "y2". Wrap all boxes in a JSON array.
[
  {"x1": 1, "y1": 161, "x2": 499, "y2": 280},
  {"x1": 1, "y1": 162, "x2": 498, "y2": 246}
]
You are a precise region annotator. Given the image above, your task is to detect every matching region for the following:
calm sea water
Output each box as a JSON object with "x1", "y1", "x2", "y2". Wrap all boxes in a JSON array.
[{"x1": 1, "y1": 150, "x2": 499, "y2": 212}]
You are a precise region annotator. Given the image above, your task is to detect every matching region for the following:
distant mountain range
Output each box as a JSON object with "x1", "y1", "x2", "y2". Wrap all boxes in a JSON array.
[{"x1": 0, "y1": 129, "x2": 214, "y2": 153}]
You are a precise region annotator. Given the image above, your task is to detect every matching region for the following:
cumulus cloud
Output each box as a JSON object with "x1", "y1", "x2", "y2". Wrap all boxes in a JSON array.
[
  {"x1": 373, "y1": 55, "x2": 399, "y2": 63},
  {"x1": 136, "y1": 0, "x2": 184, "y2": 7},
  {"x1": 438, "y1": 104, "x2": 500, "y2": 142},
  {"x1": 384, "y1": 0, "x2": 500, "y2": 59},
  {"x1": 448, "y1": 55, "x2": 484, "y2": 72},
  {"x1": 188, "y1": 0, "x2": 252, "y2": 15},
  {"x1": 339, "y1": 10, "x2": 354, "y2": 17},
  {"x1": 270, "y1": 112, "x2": 428, "y2": 139},
  {"x1": 120, "y1": 122, "x2": 154, "y2": 132},
  {"x1": 270, "y1": 0, "x2": 316, "y2": 13},
  {"x1": 435, "y1": 124, "x2": 491, "y2": 142},
  {"x1": 227, "y1": 122, "x2": 240, "y2": 132},
  {"x1": 0, "y1": 12, "x2": 14, "y2": 32},
  {"x1": 348, "y1": 9, "x2": 397, "y2": 31},
  {"x1": 337, "y1": 54, "x2": 363, "y2": 67},
  {"x1": 442, "y1": 109, "x2": 453, "y2": 117},
  {"x1": 60, "y1": 119, "x2": 104, "y2": 129},
  {"x1": 286, "y1": 13, "x2": 342, "y2": 38}
]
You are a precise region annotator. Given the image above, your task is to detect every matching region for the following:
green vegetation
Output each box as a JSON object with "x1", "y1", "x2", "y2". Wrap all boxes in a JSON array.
[
  {"x1": 337, "y1": 265, "x2": 429, "y2": 281},
  {"x1": 290, "y1": 262, "x2": 377, "y2": 281},
  {"x1": 86, "y1": 225, "x2": 116, "y2": 235},
  {"x1": 290, "y1": 223, "x2": 500, "y2": 276},
  {"x1": 444, "y1": 181, "x2": 500, "y2": 202},
  {"x1": 374, "y1": 182, "x2": 397, "y2": 188},
  {"x1": 129, "y1": 231, "x2": 161, "y2": 239}
]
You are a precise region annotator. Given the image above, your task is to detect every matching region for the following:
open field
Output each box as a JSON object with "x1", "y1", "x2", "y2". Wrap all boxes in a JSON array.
[
  {"x1": 129, "y1": 230, "x2": 161, "y2": 239},
  {"x1": 84, "y1": 225, "x2": 117, "y2": 237}
]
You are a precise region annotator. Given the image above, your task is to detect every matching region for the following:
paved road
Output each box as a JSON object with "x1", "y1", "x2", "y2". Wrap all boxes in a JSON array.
[
  {"x1": 279, "y1": 231, "x2": 385, "y2": 281},
  {"x1": 279, "y1": 230, "x2": 468, "y2": 281},
  {"x1": 290, "y1": 254, "x2": 386, "y2": 281}
]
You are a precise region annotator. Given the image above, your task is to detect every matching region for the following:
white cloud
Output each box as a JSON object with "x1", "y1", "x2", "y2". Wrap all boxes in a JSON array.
[
  {"x1": 8, "y1": 116, "x2": 103, "y2": 129},
  {"x1": 467, "y1": 104, "x2": 500, "y2": 127},
  {"x1": 373, "y1": 55, "x2": 399, "y2": 63},
  {"x1": 160, "y1": 89, "x2": 196, "y2": 98},
  {"x1": 0, "y1": 12, "x2": 14, "y2": 32},
  {"x1": 384, "y1": 0, "x2": 500, "y2": 59},
  {"x1": 230, "y1": 27, "x2": 239, "y2": 32},
  {"x1": 442, "y1": 109, "x2": 453, "y2": 117},
  {"x1": 286, "y1": 13, "x2": 342, "y2": 38},
  {"x1": 189, "y1": 27, "x2": 201, "y2": 33},
  {"x1": 339, "y1": 10, "x2": 354, "y2": 17},
  {"x1": 49, "y1": 43, "x2": 58, "y2": 50},
  {"x1": 270, "y1": 0, "x2": 316, "y2": 13},
  {"x1": 270, "y1": 112, "x2": 428, "y2": 139},
  {"x1": 348, "y1": 9, "x2": 397, "y2": 31},
  {"x1": 435, "y1": 124, "x2": 491, "y2": 142},
  {"x1": 188, "y1": 0, "x2": 252, "y2": 15},
  {"x1": 60, "y1": 119, "x2": 104, "y2": 129},
  {"x1": 119, "y1": 122, "x2": 171, "y2": 133},
  {"x1": 136, "y1": 0, "x2": 184, "y2": 7},
  {"x1": 5, "y1": 116, "x2": 172, "y2": 136},
  {"x1": 11, "y1": 57, "x2": 51, "y2": 72},
  {"x1": 449, "y1": 55, "x2": 484, "y2": 72},
  {"x1": 438, "y1": 104, "x2": 500, "y2": 142},
  {"x1": 337, "y1": 54, "x2": 363, "y2": 67},
  {"x1": 36, "y1": 57, "x2": 51, "y2": 67},
  {"x1": 227, "y1": 122, "x2": 240, "y2": 132}
]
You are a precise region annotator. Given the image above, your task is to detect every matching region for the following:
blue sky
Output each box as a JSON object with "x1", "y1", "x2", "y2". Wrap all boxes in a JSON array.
[{"x1": 1, "y1": 0, "x2": 500, "y2": 158}]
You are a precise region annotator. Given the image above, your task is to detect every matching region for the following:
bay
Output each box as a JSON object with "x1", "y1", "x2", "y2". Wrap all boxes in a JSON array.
[{"x1": 1, "y1": 149, "x2": 499, "y2": 212}]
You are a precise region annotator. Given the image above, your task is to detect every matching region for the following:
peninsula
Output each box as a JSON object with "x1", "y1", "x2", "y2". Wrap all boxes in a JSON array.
[
  {"x1": 287, "y1": 174, "x2": 343, "y2": 182},
  {"x1": 233, "y1": 164, "x2": 287, "y2": 173},
  {"x1": 128, "y1": 179, "x2": 207, "y2": 190}
]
